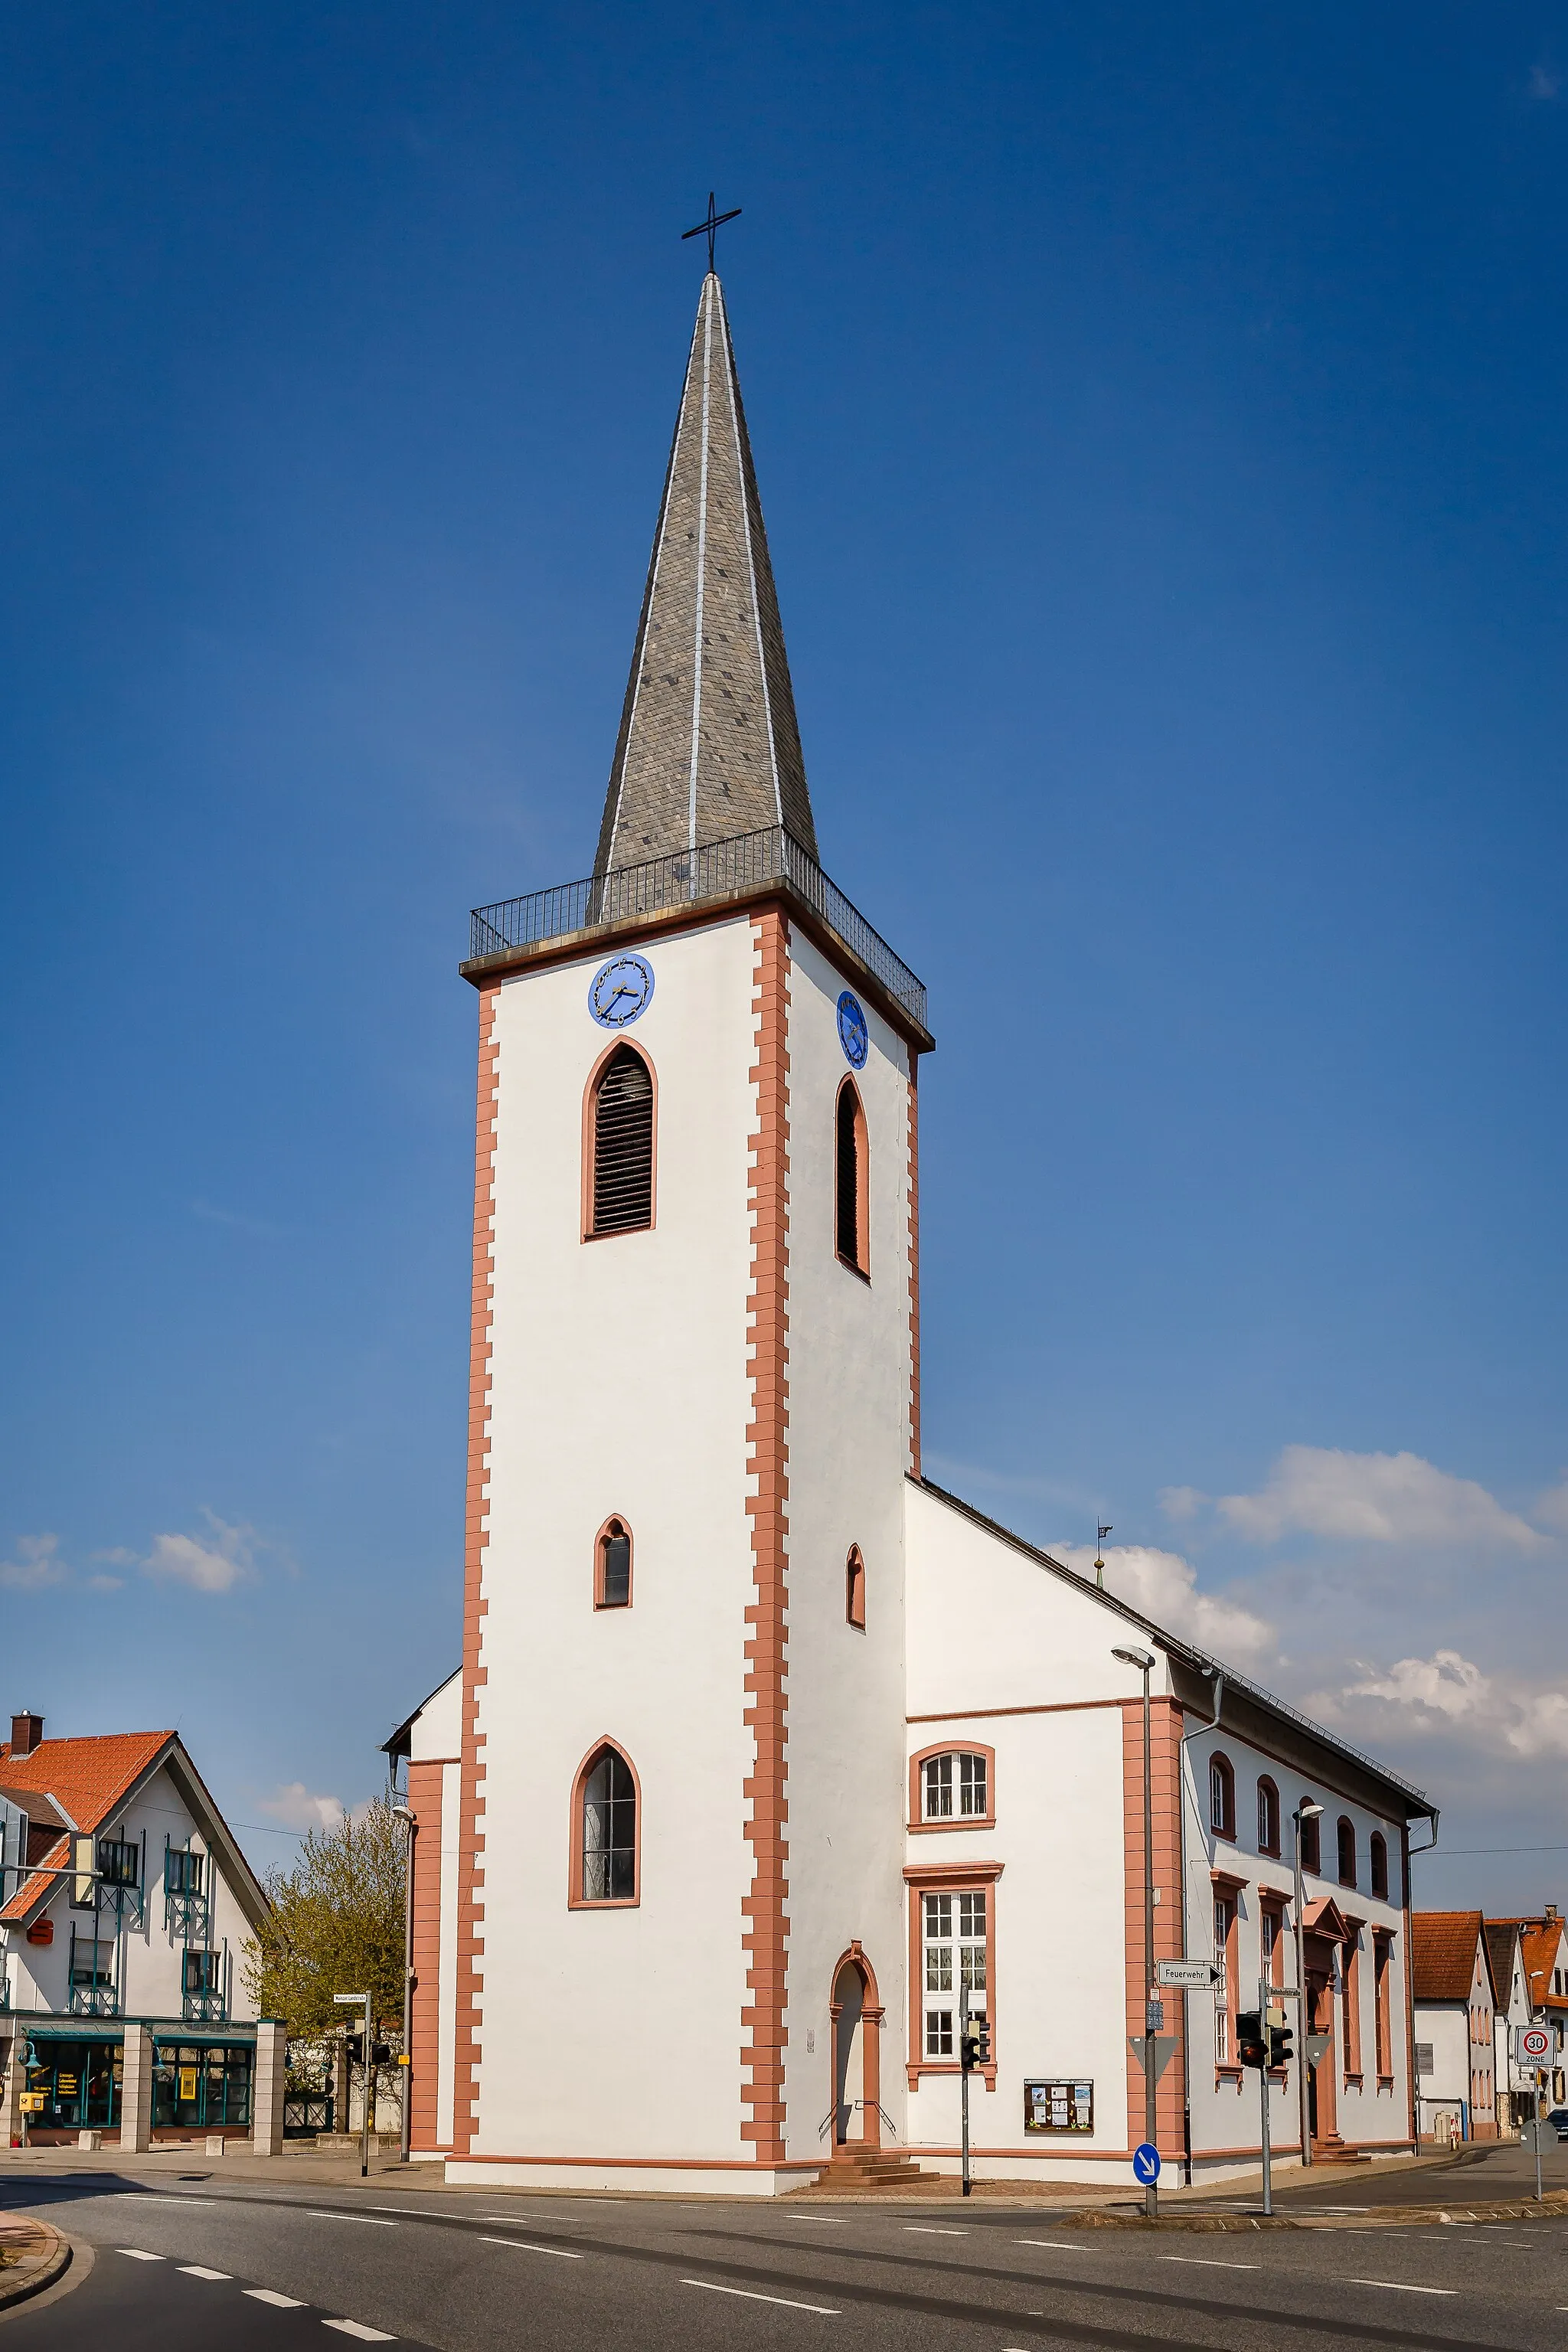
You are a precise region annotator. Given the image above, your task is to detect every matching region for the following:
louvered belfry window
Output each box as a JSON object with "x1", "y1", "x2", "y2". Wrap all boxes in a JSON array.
[
  {"x1": 592, "y1": 1046, "x2": 654, "y2": 1235},
  {"x1": 836, "y1": 1080, "x2": 865, "y2": 1270}
]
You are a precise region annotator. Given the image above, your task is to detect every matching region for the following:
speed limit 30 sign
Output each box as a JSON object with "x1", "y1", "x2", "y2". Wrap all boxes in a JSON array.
[{"x1": 1517, "y1": 2026, "x2": 1553, "y2": 2066}]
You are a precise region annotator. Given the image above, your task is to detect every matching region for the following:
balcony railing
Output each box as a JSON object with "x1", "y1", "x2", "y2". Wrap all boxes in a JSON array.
[
  {"x1": 68, "y1": 1981, "x2": 120, "y2": 2017},
  {"x1": 469, "y1": 826, "x2": 928, "y2": 1034}
]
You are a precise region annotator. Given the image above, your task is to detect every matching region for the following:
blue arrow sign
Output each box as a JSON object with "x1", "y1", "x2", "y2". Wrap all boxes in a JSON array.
[{"x1": 1132, "y1": 2141, "x2": 1161, "y2": 2185}]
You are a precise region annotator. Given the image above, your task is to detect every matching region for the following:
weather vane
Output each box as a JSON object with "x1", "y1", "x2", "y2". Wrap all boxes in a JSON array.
[
  {"x1": 682, "y1": 191, "x2": 742, "y2": 273},
  {"x1": 1095, "y1": 1524, "x2": 1112, "y2": 1591}
]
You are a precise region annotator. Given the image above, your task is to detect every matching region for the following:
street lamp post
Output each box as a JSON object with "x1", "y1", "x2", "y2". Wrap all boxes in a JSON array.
[
  {"x1": 1113, "y1": 1644, "x2": 1159, "y2": 2218},
  {"x1": 1292, "y1": 1801, "x2": 1324, "y2": 2170}
]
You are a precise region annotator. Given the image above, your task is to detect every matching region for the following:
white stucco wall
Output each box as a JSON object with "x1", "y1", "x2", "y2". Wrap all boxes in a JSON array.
[
  {"x1": 779, "y1": 930, "x2": 913, "y2": 2162},
  {"x1": 473, "y1": 914, "x2": 762, "y2": 2163}
]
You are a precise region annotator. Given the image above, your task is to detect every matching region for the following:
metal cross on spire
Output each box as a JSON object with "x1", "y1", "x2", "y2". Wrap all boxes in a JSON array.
[{"x1": 681, "y1": 191, "x2": 742, "y2": 273}]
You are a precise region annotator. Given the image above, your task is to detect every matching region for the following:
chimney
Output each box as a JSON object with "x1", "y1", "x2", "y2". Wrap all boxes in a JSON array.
[
  {"x1": 9, "y1": 1712, "x2": 43, "y2": 1757},
  {"x1": 1547, "y1": 1903, "x2": 1560, "y2": 1924}
]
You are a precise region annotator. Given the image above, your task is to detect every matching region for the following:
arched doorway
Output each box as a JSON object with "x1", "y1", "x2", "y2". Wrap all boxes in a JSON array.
[{"x1": 829, "y1": 1944, "x2": 884, "y2": 2150}]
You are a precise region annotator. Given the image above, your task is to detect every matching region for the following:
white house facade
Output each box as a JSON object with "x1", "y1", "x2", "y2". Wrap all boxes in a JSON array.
[
  {"x1": 0, "y1": 1714, "x2": 272, "y2": 2145},
  {"x1": 390, "y1": 266, "x2": 1439, "y2": 2192}
]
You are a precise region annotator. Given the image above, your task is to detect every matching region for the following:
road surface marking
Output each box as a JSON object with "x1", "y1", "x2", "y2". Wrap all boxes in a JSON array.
[
  {"x1": 683, "y1": 2280, "x2": 839, "y2": 2315},
  {"x1": 247, "y1": 2290, "x2": 308, "y2": 2308},
  {"x1": 116, "y1": 2249, "x2": 164, "y2": 2261},
  {"x1": 905, "y1": 2224, "x2": 965, "y2": 2235},
  {"x1": 178, "y1": 2265, "x2": 232, "y2": 2280},
  {"x1": 322, "y1": 2323, "x2": 396, "y2": 2342},
  {"x1": 131, "y1": 2195, "x2": 217, "y2": 2207},
  {"x1": 1348, "y1": 2279, "x2": 1456, "y2": 2296},
  {"x1": 367, "y1": 2207, "x2": 463, "y2": 2220},
  {"x1": 1017, "y1": 2240, "x2": 1096, "y2": 2251},
  {"x1": 479, "y1": 2236, "x2": 583, "y2": 2259},
  {"x1": 1158, "y1": 2256, "x2": 1261, "y2": 2271},
  {"x1": 788, "y1": 2216, "x2": 848, "y2": 2224},
  {"x1": 305, "y1": 2212, "x2": 397, "y2": 2227}
]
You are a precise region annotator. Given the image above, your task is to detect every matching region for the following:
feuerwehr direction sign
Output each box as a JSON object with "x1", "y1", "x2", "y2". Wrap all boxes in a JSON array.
[{"x1": 1157, "y1": 1960, "x2": 1220, "y2": 1990}]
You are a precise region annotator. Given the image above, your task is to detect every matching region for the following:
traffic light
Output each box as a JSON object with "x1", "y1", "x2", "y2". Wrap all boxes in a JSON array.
[
  {"x1": 1267, "y1": 2022, "x2": 1294, "y2": 2069},
  {"x1": 370, "y1": 2042, "x2": 393, "y2": 2066},
  {"x1": 344, "y1": 2032, "x2": 365, "y2": 2067},
  {"x1": 960, "y1": 2015, "x2": 991, "y2": 2073},
  {"x1": 1236, "y1": 2011, "x2": 1268, "y2": 2069}
]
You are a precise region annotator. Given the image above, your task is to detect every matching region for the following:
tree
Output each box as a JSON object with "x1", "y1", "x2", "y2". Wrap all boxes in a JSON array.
[{"x1": 241, "y1": 1798, "x2": 406, "y2": 2045}]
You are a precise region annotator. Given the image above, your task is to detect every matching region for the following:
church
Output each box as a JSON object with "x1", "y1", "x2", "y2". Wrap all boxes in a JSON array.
[{"x1": 385, "y1": 266, "x2": 1436, "y2": 2192}]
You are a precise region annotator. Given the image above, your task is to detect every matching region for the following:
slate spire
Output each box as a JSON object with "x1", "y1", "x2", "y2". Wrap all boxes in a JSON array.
[{"x1": 593, "y1": 273, "x2": 818, "y2": 874}]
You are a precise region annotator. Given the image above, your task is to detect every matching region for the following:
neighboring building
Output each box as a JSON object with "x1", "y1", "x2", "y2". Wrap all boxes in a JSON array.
[
  {"x1": 1494, "y1": 1909, "x2": 1568, "y2": 2107},
  {"x1": 392, "y1": 265, "x2": 1438, "y2": 2193},
  {"x1": 1412, "y1": 1912, "x2": 1497, "y2": 2141},
  {"x1": 1485, "y1": 1920, "x2": 1530, "y2": 2133},
  {"x1": 0, "y1": 1712, "x2": 270, "y2": 2143}
]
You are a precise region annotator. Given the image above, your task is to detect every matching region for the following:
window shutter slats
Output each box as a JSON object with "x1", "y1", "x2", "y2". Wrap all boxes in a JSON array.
[{"x1": 593, "y1": 1048, "x2": 653, "y2": 1234}]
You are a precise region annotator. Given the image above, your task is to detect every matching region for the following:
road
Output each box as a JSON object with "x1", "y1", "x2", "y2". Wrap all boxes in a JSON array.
[{"x1": 5, "y1": 2154, "x2": 1568, "y2": 2352}]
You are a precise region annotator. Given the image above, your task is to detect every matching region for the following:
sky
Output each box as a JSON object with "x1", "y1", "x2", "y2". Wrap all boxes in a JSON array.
[{"x1": 2, "y1": 3, "x2": 1566, "y2": 1909}]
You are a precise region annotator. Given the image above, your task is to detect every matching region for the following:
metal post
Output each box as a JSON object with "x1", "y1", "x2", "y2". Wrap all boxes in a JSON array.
[
  {"x1": 1536, "y1": 2073, "x2": 1544, "y2": 2206},
  {"x1": 361, "y1": 1991, "x2": 372, "y2": 2178},
  {"x1": 1292, "y1": 1803, "x2": 1321, "y2": 2170},
  {"x1": 1259, "y1": 1972, "x2": 1273, "y2": 2216},
  {"x1": 397, "y1": 1807, "x2": 415, "y2": 2164},
  {"x1": 959, "y1": 1983, "x2": 972, "y2": 2198},
  {"x1": 1140, "y1": 1660, "x2": 1158, "y2": 2218}
]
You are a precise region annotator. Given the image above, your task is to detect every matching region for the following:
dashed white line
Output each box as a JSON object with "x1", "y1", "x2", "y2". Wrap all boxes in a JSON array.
[
  {"x1": 129, "y1": 2195, "x2": 218, "y2": 2207},
  {"x1": 322, "y1": 2322, "x2": 396, "y2": 2342},
  {"x1": 116, "y1": 2249, "x2": 164, "y2": 2261},
  {"x1": 904, "y1": 2224, "x2": 965, "y2": 2236},
  {"x1": 1016, "y1": 2239, "x2": 1096, "y2": 2251},
  {"x1": 247, "y1": 2289, "x2": 308, "y2": 2308},
  {"x1": 682, "y1": 2279, "x2": 840, "y2": 2315},
  {"x1": 478, "y1": 2236, "x2": 583, "y2": 2259},
  {"x1": 1158, "y1": 2256, "x2": 1260, "y2": 2271},
  {"x1": 1348, "y1": 2279, "x2": 1456, "y2": 2297},
  {"x1": 305, "y1": 2211, "x2": 397, "y2": 2227},
  {"x1": 177, "y1": 2265, "x2": 232, "y2": 2280}
]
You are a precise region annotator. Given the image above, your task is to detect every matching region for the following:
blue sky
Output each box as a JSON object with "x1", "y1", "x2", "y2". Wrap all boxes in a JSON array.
[{"x1": 2, "y1": 4, "x2": 1566, "y2": 1906}]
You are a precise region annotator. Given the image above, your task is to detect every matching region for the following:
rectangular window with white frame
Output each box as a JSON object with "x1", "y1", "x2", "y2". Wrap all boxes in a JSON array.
[
  {"x1": 1214, "y1": 1896, "x2": 1235, "y2": 2064},
  {"x1": 923, "y1": 1890, "x2": 987, "y2": 2059},
  {"x1": 922, "y1": 1753, "x2": 988, "y2": 1821}
]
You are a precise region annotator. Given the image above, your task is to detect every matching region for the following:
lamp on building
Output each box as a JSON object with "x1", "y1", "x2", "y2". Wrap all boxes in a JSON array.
[
  {"x1": 391, "y1": 1798, "x2": 416, "y2": 2167},
  {"x1": 1292, "y1": 1799, "x2": 1325, "y2": 2167},
  {"x1": 1112, "y1": 1643, "x2": 1159, "y2": 2216}
]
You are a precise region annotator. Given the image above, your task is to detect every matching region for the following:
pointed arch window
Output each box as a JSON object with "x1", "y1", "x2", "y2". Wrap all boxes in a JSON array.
[
  {"x1": 835, "y1": 1078, "x2": 869, "y2": 1277},
  {"x1": 570, "y1": 1742, "x2": 639, "y2": 1907},
  {"x1": 586, "y1": 1044, "x2": 655, "y2": 1237},
  {"x1": 595, "y1": 1517, "x2": 632, "y2": 1609}
]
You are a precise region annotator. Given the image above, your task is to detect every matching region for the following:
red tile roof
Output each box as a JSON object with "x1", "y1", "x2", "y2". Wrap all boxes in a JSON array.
[
  {"x1": 1491, "y1": 1916, "x2": 1568, "y2": 2007},
  {"x1": 0, "y1": 1731, "x2": 172, "y2": 1923},
  {"x1": 1412, "y1": 1909, "x2": 1491, "y2": 2003}
]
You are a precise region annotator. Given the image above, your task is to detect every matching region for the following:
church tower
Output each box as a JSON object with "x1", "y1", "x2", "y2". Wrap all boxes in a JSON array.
[{"x1": 449, "y1": 270, "x2": 933, "y2": 2189}]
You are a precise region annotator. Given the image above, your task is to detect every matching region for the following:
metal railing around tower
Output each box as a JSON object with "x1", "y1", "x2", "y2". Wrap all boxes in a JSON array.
[{"x1": 468, "y1": 825, "x2": 927, "y2": 1033}]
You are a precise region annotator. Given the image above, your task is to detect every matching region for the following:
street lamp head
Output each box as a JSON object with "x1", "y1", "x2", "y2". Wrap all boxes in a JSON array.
[
  {"x1": 1296, "y1": 1799, "x2": 1324, "y2": 1821},
  {"x1": 1112, "y1": 1645, "x2": 1156, "y2": 1671},
  {"x1": 391, "y1": 1802, "x2": 413, "y2": 1824}
]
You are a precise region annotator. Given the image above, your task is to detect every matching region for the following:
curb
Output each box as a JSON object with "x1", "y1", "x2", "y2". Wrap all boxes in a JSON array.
[
  {"x1": 0, "y1": 2223, "x2": 71, "y2": 2315},
  {"x1": 1061, "y1": 2190, "x2": 1568, "y2": 2233}
]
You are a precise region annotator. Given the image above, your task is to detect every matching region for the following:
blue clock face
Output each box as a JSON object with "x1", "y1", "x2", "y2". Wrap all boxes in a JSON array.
[
  {"x1": 837, "y1": 991, "x2": 869, "y2": 1069},
  {"x1": 589, "y1": 953, "x2": 655, "y2": 1029}
]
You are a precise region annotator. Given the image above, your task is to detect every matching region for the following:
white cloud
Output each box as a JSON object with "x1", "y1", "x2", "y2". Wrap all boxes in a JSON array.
[
  {"x1": 1158, "y1": 1486, "x2": 1204, "y2": 1522},
  {"x1": 1052, "y1": 1543, "x2": 1276, "y2": 1668},
  {"x1": 1530, "y1": 62, "x2": 1560, "y2": 100},
  {"x1": 142, "y1": 1513, "x2": 256, "y2": 1594},
  {"x1": 258, "y1": 1782, "x2": 347, "y2": 1833},
  {"x1": 1217, "y1": 1446, "x2": 1543, "y2": 1550},
  {"x1": 0, "y1": 1534, "x2": 122, "y2": 1593},
  {"x1": 1309, "y1": 1648, "x2": 1568, "y2": 1762},
  {"x1": 0, "y1": 1534, "x2": 67, "y2": 1591}
]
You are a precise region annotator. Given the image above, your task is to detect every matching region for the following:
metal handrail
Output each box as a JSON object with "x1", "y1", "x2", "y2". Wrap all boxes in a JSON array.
[
  {"x1": 816, "y1": 2099, "x2": 899, "y2": 2142},
  {"x1": 469, "y1": 827, "x2": 927, "y2": 1032}
]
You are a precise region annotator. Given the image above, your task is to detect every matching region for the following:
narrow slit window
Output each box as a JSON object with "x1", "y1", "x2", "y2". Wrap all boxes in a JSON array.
[
  {"x1": 835, "y1": 1080, "x2": 868, "y2": 1275},
  {"x1": 845, "y1": 1546, "x2": 865, "y2": 1629},
  {"x1": 597, "y1": 1519, "x2": 632, "y2": 1609},
  {"x1": 591, "y1": 1046, "x2": 654, "y2": 1236}
]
